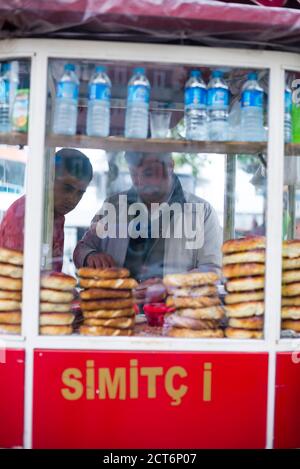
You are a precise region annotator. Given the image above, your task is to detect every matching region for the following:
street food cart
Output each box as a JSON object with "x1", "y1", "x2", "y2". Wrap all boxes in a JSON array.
[{"x1": 1, "y1": 0, "x2": 300, "y2": 450}]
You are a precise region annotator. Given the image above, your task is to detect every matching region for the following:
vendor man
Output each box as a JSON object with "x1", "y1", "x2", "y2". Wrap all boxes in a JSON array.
[
  {"x1": 0, "y1": 147, "x2": 93, "y2": 272},
  {"x1": 73, "y1": 151, "x2": 222, "y2": 302}
]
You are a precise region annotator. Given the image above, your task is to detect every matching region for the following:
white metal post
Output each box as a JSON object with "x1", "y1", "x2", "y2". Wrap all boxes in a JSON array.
[
  {"x1": 22, "y1": 51, "x2": 48, "y2": 449},
  {"x1": 264, "y1": 62, "x2": 285, "y2": 449}
]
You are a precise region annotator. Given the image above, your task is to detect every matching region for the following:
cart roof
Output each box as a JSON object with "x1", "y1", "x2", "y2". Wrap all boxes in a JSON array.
[{"x1": 1, "y1": 0, "x2": 300, "y2": 52}]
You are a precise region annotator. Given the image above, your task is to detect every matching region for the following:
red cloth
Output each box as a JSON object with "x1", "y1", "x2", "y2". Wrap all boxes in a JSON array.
[{"x1": 0, "y1": 195, "x2": 65, "y2": 272}]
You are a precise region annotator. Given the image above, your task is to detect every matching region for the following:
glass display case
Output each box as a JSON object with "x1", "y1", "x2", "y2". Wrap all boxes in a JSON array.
[
  {"x1": 0, "y1": 58, "x2": 30, "y2": 336},
  {"x1": 37, "y1": 57, "x2": 271, "y2": 340},
  {"x1": 0, "y1": 39, "x2": 298, "y2": 449}
]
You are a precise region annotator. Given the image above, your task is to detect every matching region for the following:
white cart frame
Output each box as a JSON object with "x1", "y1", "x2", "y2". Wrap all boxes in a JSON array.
[{"x1": 0, "y1": 38, "x2": 298, "y2": 448}]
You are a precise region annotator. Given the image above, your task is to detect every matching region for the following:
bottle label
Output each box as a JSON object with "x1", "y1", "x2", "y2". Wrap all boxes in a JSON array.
[
  {"x1": 292, "y1": 104, "x2": 300, "y2": 142},
  {"x1": 0, "y1": 79, "x2": 9, "y2": 104},
  {"x1": 185, "y1": 87, "x2": 207, "y2": 108},
  {"x1": 12, "y1": 89, "x2": 29, "y2": 132},
  {"x1": 57, "y1": 81, "x2": 78, "y2": 100},
  {"x1": 127, "y1": 85, "x2": 150, "y2": 105},
  {"x1": 285, "y1": 90, "x2": 292, "y2": 113},
  {"x1": 242, "y1": 90, "x2": 263, "y2": 108},
  {"x1": 207, "y1": 88, "x2": 229, "y2": 107},
  {"x1": 89, "y1": 83, "x2": 111, "y2": 101}
]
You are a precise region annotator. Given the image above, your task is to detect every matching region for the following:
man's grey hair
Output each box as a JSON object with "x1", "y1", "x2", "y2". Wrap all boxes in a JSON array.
[{"x1": 124, "y1": 151, "x2": 173, "y2": 167}]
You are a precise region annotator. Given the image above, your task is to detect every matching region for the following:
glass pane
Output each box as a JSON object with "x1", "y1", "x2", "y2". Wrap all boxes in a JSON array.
[
  {"x1": 0, "y1": 56, "x2": 31, "y2": 336},
  {"x1": 41, "y1": 58, "x2": 268, "y2": 339},
  {"x1": 281, "y1": 70, "x2": 300, "y2": 338}
]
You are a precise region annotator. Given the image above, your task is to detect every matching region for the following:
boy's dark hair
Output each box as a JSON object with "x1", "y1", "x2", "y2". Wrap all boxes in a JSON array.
[{"x1": 55, "y1": 148, "x2": 93, "y2": 182}]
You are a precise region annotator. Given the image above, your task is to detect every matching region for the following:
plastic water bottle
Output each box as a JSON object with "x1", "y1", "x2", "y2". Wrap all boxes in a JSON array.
[
  {"x1": 184, "y1": 70, "x2": 208, "y2": 141},
  {"x1": 125, "y1": 67, "x2": 150, "y2": 139},
  {"x1": 86, "y1": 65, "x2": 111, "y2": 137},
  {"x1": 228, "y1": 100, "x2": 241, "y2": 140},
  {"x1": 240, "y1": 72, "x2": 265, "y2": 142},
  {"x1": 53, "y1": 63, "x2": 79, "y2": 135},
  {"x1": 285, "y1": 84, "x2": 292, "y2": 143},
  {"x1": 207, "y1": 70, "x2": 229, "y2": 141},
  {"x1": 0, "y1": 62, "x2": 18, "y2": 133}
]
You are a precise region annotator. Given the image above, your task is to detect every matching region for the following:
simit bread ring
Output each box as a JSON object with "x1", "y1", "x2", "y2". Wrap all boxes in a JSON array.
[
  {"x1": 281, "y1": 306, "x2": 300, "y2": 319},
  {"x1": 80, "y1": 298, "x2": 134, "y2": 311},
  {"x1": 39, "y1": 313, "x2": 74, "y2": 326},
  {"x1": 282, "y1": 283, "x2": 300, "y2": 297},
  {"x1": 282, "y1": 270, "x2": 300, "y2": 284},
  {"x1": 166, "y1": 327, "x2": 224, "y2": 338},
  {"x1": 39, "y1": 325, "x2": 73, "y2": 335},
  {"x1": 166, "y1": 296, "x2": 220, "y2": 308},
  {"x1": 228, "y1": 316, "x2": 263, "y2": 330},
  {"x1": 80, "y1": 325, "x2": 134, "y2": 336},
  {"x1": 282, "y1": 257, "x2": 300, "y2": 270},
  {"x1": 166, "y1": 285, "x2": 217, "y2": 297},
  {"x1": 223, "y1": 250, "x2": 265, "y2": 265},
  {"x1": 0, "y1": 248, "x2": 23, "y2": 266},
  {"x1": 0, "y1": 312, "x2": 21, "y2": 324},
  {"x1": 226, "y1": 276, "x2": 264, "y2": 292},
  {"x1": 41, "y1": 272, "x2": 77, "y2": 291},
  {"x1": 223, "y1": 263, "x2": 265, "y2": 279},
  {"x1": 224, "y1": 301, "x2": 264, "y2": 318},
  {"x1": 175, "y1": 306, "x2": 224, "y2": 320},
  {"x1": 40, "y1": 289, "x2": 74, "y2": 303},
  {"x1": 0, "y1": 324, "x2": 21, "y2": 334},
  {"x1": 224, "y1": 290, "x2": 264, "y2": 304},
  {"x1": 164, "y1": 314, "x2": 219, "y2": 330},
  {"x1": 78, "y1": 267, "x2": 130, "y2": 279},
  {"x1": 83, "y1": 317, "x2": 135, "y2": 329},
  {"x1": 79, "y1": 278, "x2": 138, "y2": 290},
  {"x1": 80, "y1": 288, "x2": 132, "y2": 300},
  {"x1": 0, "y1": 263, "x2": 23, "y2": 278},
  {"x1": 0, "y1": 300, "x2": 21, "y2": 311},
  {"x1": 83, "y1": 308, "x2": 134, "y2": 319},
  {"x1": 282, "y1": 296, "x2": 300, "y2": 306},
  {"x1": 222, "y1": 237, "x2": 265, "y2": 254},
  {"x1": 0, "y1": 276, "x2": 22, "y2": 291},
  {"x1": 40, "y1": 302, "x2": 71, "y2": 313},
  {"x1": 225, "y1": 327, "x2": 263, "y2": 339},
  {"x1": 282, "y1": 240, "x2": 300, "y2": 259},
  {"x1": 281, "y1": 319, "x2": 300, "y2": 332},
  {"x1": 0, "y1": 289, "x2": 22, "y2": 300},
  {"x1": 163, "y1": 272, "x2": 219, "y2": 288}
]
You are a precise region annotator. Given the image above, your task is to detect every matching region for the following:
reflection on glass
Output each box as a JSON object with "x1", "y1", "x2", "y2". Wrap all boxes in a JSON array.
[
  {"x1": 0, "y1": 59, "x2": 30, "y2": 336},
  {"x1": 282, "y1": 72, "x2": 300, "y2": 338},
  {"x1": 41, "y1": 58, "x2": 269, "y2": 338},
  {"x1": 0, "y1": 146, "x2": 27, "y2": 335},
  {"x1": 40, "y1": 148, "x2": 266, "y2": 340}
]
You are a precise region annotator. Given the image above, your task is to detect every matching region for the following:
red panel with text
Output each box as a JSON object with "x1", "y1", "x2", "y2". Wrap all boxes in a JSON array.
[
  {"x1": 274, "y1": 352, "x2": 300, "y2": 448},
  {"x1": 0, "y1": 348, "x2": 25, "y2": 448},
  {"x1": 33, "y1": 350, "x2": 268, "y2": 449}
]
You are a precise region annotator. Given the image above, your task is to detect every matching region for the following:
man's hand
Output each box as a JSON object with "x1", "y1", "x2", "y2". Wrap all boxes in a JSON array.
[
  {"x1": 134, "y1": 278, "x2": 166, "y2": 305},
  {"x1": 85, "y1": 252, "x2": 116, "y2": 268}
]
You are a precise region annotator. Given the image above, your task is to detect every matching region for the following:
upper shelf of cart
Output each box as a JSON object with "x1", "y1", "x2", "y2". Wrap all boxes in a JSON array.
[{"x1": 2, "y1": 133, "x2": 300, "y2": 157}]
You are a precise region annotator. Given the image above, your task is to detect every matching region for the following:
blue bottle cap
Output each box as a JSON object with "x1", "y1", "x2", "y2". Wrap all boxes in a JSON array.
[
  {"x1": 95, "y1": 65, "x2": 107, "y2": 73},
  {"x1": 248, "y1": 72, "x2": 258, "y2": 80},
  {"x1": 190, "y1": 70, "x2": 201, "y2": 78},
  {"x1": 212, "y1": 70, "x2": 223, "y2": 78},
  {"x1": 133, "y1": 67, "x2": 145, "y2": 75},
  {"x1": 2, "y1": 62, "x2": 10, "y2": 72},
  {"x1": 65, "y1": 63, "x2": 76, "y2": 72}
]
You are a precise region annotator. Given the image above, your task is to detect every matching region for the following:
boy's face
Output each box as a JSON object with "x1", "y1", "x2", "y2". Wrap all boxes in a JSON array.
[{"x1": 54, "y1": 171, "x2": 89, "y2": 216}]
